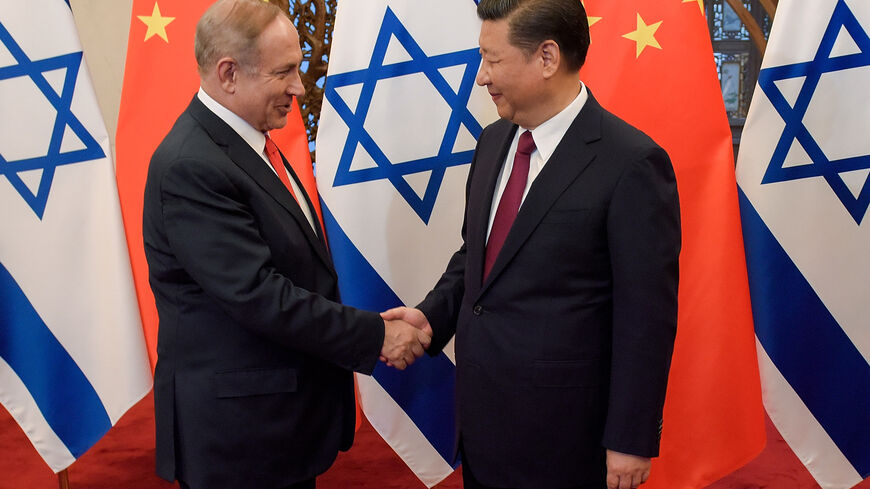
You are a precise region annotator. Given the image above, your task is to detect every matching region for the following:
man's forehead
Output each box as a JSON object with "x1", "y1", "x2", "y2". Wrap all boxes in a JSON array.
[
  {"x1": 479, "y1": 19, "x2": 509, "y2": 43},
  {"x1": 260, "y1": 42, "x2": 302, "y2": 67}
]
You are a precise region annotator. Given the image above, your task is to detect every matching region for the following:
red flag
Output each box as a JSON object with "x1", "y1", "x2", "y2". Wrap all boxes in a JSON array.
[
  {"x1": 115, "y1": 0, "x2": 318, "y2": 370},
  {"x1": 580, "y1": 1, "x2": 766, "y2": 487}
]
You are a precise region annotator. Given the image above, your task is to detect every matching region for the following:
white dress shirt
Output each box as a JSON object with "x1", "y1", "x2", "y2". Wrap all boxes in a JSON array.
[
  {"x1": 486, "y1": 83, "x2": 589, "y2": 242},
  {"x1": 197, "y1": 88, "x2": 317, "y2": 233}
]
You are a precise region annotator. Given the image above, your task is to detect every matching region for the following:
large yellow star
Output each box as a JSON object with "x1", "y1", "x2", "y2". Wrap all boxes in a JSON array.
[
  {"x1": 683, "y1": 0, "x2": 705, "y2": 15},
  {"x1": 137, "y1": 2, "x2": 175, "y2": 43},
  {"x1": 622, "y1": 14, "x2": 663, "y2": 58},
  {"x1": 582, "y1": 1, "x2": 602, "y2": 27}
]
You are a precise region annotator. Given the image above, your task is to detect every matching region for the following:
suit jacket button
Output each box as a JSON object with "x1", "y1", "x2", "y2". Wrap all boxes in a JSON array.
[{"x1": 473, "y1": 305, "x2": 483, "y2": 316}]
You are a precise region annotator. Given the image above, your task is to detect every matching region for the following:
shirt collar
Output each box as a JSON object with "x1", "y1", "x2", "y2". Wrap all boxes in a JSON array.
[
  {"x1": 198, "y1": 87, "x2": 267, "y2": 156},
  {"x1": 523, "y1": 82, "x2": 588, "y2": 163}
]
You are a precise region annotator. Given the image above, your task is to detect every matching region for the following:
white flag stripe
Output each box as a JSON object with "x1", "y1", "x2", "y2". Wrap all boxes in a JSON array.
[
  {"x1": 442, "y1": 337, "x2": 456, "y2": 366},
  {"x1": 0, "y1": 358, "x2": 75, "y2": 471},
  {"x1": 756, "y1": 341, "x2": 863, "y2": 489},
  {"x1": 358, "y1": 375, "x2": 455, "y2": 487}
]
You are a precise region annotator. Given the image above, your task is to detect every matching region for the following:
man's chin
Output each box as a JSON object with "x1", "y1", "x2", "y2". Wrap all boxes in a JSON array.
[{"x1": 268, "y1": 117, "x2": 289, "y2": 131}]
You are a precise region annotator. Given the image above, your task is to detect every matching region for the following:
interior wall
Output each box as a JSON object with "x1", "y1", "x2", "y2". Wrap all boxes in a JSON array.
[{"x1": 69, "y1": 0, "x2": 133, "y2": 149}]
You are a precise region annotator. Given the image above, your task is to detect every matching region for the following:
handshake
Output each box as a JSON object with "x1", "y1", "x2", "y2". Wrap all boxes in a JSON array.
[{"x1": 378, "y1": 307, "x2": 432, "y2": 370}]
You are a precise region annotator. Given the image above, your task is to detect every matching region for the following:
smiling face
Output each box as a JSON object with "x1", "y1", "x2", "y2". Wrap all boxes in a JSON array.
[
  {"x1": 476, "y1": 18, "x2": 545, "y2": 128},
  {"x1": 233, "y1": 16, "x2": 305, "y2": 132}
]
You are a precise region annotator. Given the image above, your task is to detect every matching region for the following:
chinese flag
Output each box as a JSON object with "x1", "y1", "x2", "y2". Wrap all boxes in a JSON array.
[
  {"x1": 115, "y1": 0, "x2": 321, "y2": 371},
  {"x1": 580, "y1": 1, "x2": 766, "y2": 488}
]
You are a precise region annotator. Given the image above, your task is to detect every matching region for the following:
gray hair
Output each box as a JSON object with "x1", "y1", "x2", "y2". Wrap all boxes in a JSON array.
[{"x1": 194, "y1": 0, "x2": 285, "y2": 72}]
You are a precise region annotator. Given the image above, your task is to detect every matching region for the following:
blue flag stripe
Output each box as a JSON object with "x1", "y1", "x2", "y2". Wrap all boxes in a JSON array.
[
  {"x1": 739, "y1": 190, "x2": 870, "y2": 477},
  {"x1": 0, "y1": 263, "x2": 111, "y2": 457},
  {"x1": 322, "y1": 202, "x2": 458, "y2": 464}
]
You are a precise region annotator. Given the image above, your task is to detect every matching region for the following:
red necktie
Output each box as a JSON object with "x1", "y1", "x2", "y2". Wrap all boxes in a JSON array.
[
  {"x1": 264, "y1": 134, "x2": 298, "y2": 203},
  {"x1": 484, "y1": 130, "x2": 535, "y2": 280}
]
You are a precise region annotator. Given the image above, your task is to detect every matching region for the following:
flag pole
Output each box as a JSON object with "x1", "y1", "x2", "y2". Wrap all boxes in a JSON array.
[{"x1": 58, "y1": 469, "x2": 70, "y2": 489}]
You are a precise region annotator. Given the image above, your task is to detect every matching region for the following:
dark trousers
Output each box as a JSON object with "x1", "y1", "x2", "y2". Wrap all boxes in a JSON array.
[
  {"x1": 461, "y1": 451, "x2": 502, "y2": 489},
  {"x1": 460, "y1": 441, "x2": 512, "y2": 489},
  {"x1": 461, "y1": 443, "x2": 599, "y2": 489},
  {"x1": 179, "y1": 479, "x2": 315, "y2": 489}
]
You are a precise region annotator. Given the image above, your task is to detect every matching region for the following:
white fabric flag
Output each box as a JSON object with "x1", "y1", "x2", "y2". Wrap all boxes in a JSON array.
[
  {"x1": 736, "y1": 1, "x2": 870, "y2": 488},
  {"x1": 316, "y1": 0, "x2": 497, "y2": 486},
  {"x1": 0, "y1": 0, "x2": 152, "y2": 472}
]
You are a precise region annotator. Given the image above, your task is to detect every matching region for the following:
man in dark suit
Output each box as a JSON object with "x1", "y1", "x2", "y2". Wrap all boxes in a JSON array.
[
  {"x1": 142, "y1": 1, "x2": 430, "y2": 488},
  {"x1": 382, "y1": 1, "x2": 680, "y2": 488}
]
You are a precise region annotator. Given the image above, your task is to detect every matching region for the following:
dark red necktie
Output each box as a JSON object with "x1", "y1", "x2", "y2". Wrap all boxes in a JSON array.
[
  {"x1": 264, "y1": 134, "x2": 298, "y2": 203},
  {"x1": 484, "y1": 130, "x2": 535, "y2": 280}
]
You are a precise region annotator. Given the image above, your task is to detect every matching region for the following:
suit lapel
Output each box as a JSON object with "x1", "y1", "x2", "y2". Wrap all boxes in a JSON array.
[
  {"x1": 479, "y1": 95, "x2": 605, "y2": 295},
  {"x1": 278, "y1": 150, "x2": 331, "y2": 257},
  {"x1": 187, "y1": 97, "x2": 336, "y2": 277},
  {"x1": 467, "y1": 121, "x2": 517, "y2": 289}
]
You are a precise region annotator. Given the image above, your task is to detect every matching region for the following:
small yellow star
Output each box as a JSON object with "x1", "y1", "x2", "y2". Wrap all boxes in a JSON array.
[
  {"x1": 683, "y1": 0, "x2": 705, "y2": 15},
  {"x1": 622, "y1": 13, "x2": 663, "y2": 58},
  {"x1": 582, "y1": 1, "x2": 602, "y2": 27},
  {"x1": 137, "y1": 2, "x2": 175, "y2": 43}
]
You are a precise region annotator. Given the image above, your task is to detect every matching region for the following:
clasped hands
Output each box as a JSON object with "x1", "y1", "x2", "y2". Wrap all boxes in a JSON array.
[{"x1": 379, "y1": 307, "x2": 433, "y2": 370}]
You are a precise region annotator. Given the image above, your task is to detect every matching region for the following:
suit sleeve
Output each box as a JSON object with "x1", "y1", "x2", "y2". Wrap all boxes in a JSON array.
[
  {"x1": 601, "y1": 145, "x2": 680, "y2": 457},
  {"x1": 158, "y1": 156, "x2": 384, "y2": 374}
]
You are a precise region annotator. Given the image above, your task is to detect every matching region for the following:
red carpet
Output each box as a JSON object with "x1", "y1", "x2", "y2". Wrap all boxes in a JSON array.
[{"x1": 1, "y1": 392, "x2": 867, "y2": 489}]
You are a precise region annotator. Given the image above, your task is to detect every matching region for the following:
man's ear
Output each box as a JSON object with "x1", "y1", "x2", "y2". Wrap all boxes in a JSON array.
[
  {"x1": 539, "y1": 40, "x2": 561, "y2": 79},
  {"x1": 216, "y1": 57, "x2": 239, "y2": 94}
]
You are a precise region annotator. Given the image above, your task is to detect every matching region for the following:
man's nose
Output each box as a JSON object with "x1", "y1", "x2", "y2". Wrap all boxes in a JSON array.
[
  {"x1": 475, "y1": 67, "x2": 489, "y2": 86},
  {"x1": 289, "y1": 72, "x2": 305, "y2": 97}
]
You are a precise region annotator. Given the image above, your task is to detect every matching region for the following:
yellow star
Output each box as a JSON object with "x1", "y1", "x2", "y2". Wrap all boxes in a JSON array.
[
  {"x1": 137, "y1": 2, "x2": 175, "y2": 43},
  {"x1": 582, "y1": 1, "x2": 602, "y2": 27},
  {"x1": 683, "y1": 0, "x2": 705, "y2": 15},
  {"x1": 622, "y1": 13, "x2": 663, "y2": 58}
]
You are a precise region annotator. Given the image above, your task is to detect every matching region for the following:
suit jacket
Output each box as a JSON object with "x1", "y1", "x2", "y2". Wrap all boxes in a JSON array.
[
  {"x1": 418, "y1": 93, "x2": 681, "y2": 488},
  {"x1": 143, "y1": 96, "x2": 384, "y2": 489}
]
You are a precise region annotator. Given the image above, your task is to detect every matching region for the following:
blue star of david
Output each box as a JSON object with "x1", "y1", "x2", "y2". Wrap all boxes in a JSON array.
[
  {"x1": 323, "y1": 7, "x2": 483, "y2": 223},
  {"x1": 758, "y1": 0, "x2": 870, "y2": 224},
  {"x1": 0, "y1": 19, "x2": 105, "y2": 219}
]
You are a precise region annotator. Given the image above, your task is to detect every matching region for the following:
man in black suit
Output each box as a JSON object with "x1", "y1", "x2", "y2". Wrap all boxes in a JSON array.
[
  {"x1": 142, "y1": 1, "x2": 430, "y2": 488},
  {"x1": 382, "y1": 1, "x2": 680, "y2": 488}
]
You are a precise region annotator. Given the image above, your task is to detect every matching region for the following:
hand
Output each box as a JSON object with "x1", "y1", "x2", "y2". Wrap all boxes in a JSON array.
[
  {"x1": 380, "y1": 319, "x2": 431, "y2": 370},
  {"x1": 380, "y1": 307, "x2": 433, "y2": 366},
  {"x1": 606, "y1": 450, "x2": 651, "y2": 489},
  {"x1": 381, "y1": 307, "x2": 432, "y2": 337}
]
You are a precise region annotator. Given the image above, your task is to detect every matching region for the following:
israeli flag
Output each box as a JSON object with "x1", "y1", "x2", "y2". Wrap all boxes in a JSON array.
[
  {"x1": 736, "y1": 1, "x2": 870, "y2": 488},
  {"x1": 316, "y1": 0, "x2": 497, "y2": 485},
  {"x1": 0, "y1": 0, "x2": 152, "y2": 472}
]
